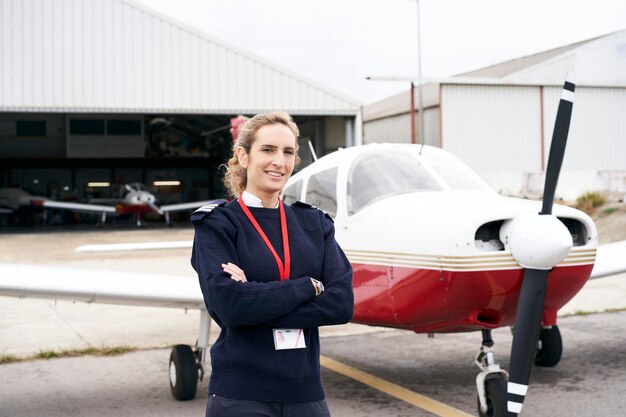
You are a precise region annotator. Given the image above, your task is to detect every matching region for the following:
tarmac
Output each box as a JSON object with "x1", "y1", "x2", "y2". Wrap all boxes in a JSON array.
[{"x1": 0, "y1": 226, "x2": 625, "y2": 416}]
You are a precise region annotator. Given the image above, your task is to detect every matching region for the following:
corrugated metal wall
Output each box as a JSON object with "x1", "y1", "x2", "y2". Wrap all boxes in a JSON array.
[
  {"x1": 363, "y1": 107, "x2": 439, "y2": 145},
  {"x1": 542, "y1": 86, "x2": 626, "y2": 171},
  {"x1": 0, "y1": 0, "x2": 358, "y2": 115},
  {"x1": 440, "y1": 84, "x2": 542, "y2": 173},
  {"x1": 440, "y1": 83, "x2": 626, "y2": 198}
]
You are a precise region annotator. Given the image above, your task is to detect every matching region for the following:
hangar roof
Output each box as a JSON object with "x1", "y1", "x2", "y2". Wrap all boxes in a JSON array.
[
  {"x1": 364, "y1": 29, "x2": 625, "y2": 122},
  {"x1": 0, "y1": 0, "x2": 359, "y2": 115}
]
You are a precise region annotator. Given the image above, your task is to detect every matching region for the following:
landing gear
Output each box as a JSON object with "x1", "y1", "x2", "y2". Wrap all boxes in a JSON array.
[
  {"x1": 478, "y1": 377, "x2": 507, "y2": 417},
  {"x1": 169, "y1": 344, "x2": 198, "y2": 400},
  {"x1": 475, "y1": 330, "x2": 508, "y2": 417},
  {"x1": 168, "y1": 310, "x2": 213, "y2": 401},
  {"x1": 534, "y1": 325, "x2": 562, "y2": 367},
  {"x1": 135, "y1": 213, "x2": 145, "y2": 228},
  {"x1": 97, "y1": 212, "x2": 107, "y2": 228},
  {"x1": 165, "y1": 212, "x2": 173, "y2": 227}
]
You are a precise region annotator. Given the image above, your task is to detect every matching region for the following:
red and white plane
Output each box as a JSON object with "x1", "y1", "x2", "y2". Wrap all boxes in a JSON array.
[
  {"x1": 1, "y1": 77, "x2": 626, "y2": 416},
  {"x1": 0, "y1": 182, "x2": 216, "y2": 227}
]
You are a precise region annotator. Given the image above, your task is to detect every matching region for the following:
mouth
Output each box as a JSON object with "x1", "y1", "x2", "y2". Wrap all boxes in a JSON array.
[{"x1": 265, "y1": 171, "x2": 285, "y2": 179}]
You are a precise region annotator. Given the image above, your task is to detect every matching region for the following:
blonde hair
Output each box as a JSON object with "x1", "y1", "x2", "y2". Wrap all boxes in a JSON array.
[{"x1": 223, "y1": 111, "x2": 300, "y2": 197}]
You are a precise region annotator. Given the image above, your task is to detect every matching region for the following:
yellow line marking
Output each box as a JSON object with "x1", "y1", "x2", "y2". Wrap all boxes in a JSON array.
[{"x1": 320, "y1": 355, "x2": 474, "y2": 417}]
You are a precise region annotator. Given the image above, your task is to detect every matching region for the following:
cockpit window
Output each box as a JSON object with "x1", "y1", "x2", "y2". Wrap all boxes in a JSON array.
[
  {"x1": 305, "y1": 167, "x2": 338, "y2": 218},
  {"x1": 283, "y1": 180, "x2": 302, "y2": 205},
  {"x1": 423, "y1": 151, "x2": 490, "y2": 190},
  {"x1": 347, "y1": 150, "x2": 442, "y2": 215}
]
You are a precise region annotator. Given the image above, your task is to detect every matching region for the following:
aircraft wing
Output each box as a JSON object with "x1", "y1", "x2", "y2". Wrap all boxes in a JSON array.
[
  {"x1": 37, "y1": 200, "x2": 117, "y2": 214},
  {"x1": 0, "y1": 263, "x2": 204, "y2": 310},
  {"x1": 160, "y1": 200, "x2": 222, "y2": 213},
  {"x1": 76, "y1": 241, "x2": 193, "y2": 252},
  {"x1": 589, "y1": 240, "x2": 626, "y2": 279}
]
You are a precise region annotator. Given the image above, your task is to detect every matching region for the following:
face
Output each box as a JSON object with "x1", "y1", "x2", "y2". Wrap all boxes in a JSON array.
[{"x1": 237, "y1": 123, "x2": 297, "y2": 199}]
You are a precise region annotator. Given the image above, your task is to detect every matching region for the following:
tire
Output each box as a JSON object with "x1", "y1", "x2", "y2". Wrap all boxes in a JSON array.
[
  {"x1": 169, "y1": 344, "x2": 198, "y2": 401},
  {"x1": 534, "y1": 325, "x2": 562, "y2": 367},
  {"x1": 478, "y1": 376, "x2": 507, "y2": 417}
]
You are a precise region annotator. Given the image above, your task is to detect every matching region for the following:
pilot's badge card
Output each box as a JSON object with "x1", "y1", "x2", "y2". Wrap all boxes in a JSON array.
[{"x1": 273, "y1": 328, "x2": 306, "y2": 350}]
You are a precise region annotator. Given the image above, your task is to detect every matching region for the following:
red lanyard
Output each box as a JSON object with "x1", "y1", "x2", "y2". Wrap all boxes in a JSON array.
[{"x1": 238, "y1": 196, "x2": 291, "y2": 281}]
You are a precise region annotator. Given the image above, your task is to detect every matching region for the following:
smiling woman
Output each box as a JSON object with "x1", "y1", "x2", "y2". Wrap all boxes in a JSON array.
[{"x1": 191, "y1": 111, "x2": 354, "y2": 417}]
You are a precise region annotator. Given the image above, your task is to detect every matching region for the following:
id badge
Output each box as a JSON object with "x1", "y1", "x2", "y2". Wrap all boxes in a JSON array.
[{"x1": 273, "y1": 328, "x2": 306, "y2": 350}]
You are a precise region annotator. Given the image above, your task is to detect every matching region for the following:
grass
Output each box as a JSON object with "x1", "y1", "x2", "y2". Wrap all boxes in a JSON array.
[
  {"x1": 0, "y1": 345, "x2": 137, "y2": 365},
  {"x1": 575, "y1": 191, "x2": 607, "y2": 214},
  {"x1": 599, "y1": 206, "x2": 619, "y2": 217},
  {"x1": 560, "y1": 307, "x2": 626, "y2": 318}
]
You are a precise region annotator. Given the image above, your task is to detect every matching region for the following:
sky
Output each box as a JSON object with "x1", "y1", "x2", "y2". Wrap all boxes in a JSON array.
[{"x1": 132, "y1": 0, "x2": 626, "y2": 105}]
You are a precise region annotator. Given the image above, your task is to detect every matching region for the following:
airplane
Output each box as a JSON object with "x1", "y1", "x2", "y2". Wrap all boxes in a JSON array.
[
  {"x1": 0, "y1": 187, "x2": 46, "y2": 215},
  {"x1": 0, "y1": 182, "x2": 217, "y2": 227},
  {"x1": 2, "y1": 76, "x2": 626, "y2": 417}
]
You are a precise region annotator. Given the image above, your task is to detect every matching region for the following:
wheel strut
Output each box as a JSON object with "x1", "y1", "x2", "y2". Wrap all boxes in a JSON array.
[{"x1": 474, "y1": 330, "x2": 508, "y2": 415}]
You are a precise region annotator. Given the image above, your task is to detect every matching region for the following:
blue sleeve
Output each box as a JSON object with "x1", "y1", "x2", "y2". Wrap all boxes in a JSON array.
[
  {"x1": 265, "y1": 211, "x2": 354, "y2": 328},
  {"x1": 191, "y1": 209, "x2": 316, "y2": 328}
]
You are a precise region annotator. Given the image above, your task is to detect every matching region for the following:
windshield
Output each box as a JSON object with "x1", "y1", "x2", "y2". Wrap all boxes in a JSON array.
[
  {"x1": 420, "y1": 148, "x2": 491, "y2": 191},
  {"x1": 347, "y1": 149, "x2": 442, "y2": 215}
]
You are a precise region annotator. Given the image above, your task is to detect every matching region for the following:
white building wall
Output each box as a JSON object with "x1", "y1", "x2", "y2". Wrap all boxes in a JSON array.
[
  {"x1": 440, "y1": 84, "x2": 542, "y2": 173},
  {"x1": 542, "y1": 86, "x2": 626, "y2": 171},
  {"x1": 441, "y1": 83, "x2": 626, "y2": 199},
  {"x1": 363, "y1": 107, "x2": 439, "y2": 145},
  {"x1": 0, "y1": 0, "x2": 359, "y2": 115},
  {"x1": 363, "y1": 113, "x2": 412, "y2": 144}
]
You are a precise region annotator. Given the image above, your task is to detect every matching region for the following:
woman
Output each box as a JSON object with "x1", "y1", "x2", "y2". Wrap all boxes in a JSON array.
[{"x1": 191, "y1": 111, "x2": 354, "y2": 417}]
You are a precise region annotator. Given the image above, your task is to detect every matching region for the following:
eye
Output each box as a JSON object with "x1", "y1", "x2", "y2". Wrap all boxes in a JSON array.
[
  {"x1": 262, "y1": 147, "x2": 274, "y2": 153},
  {"x1": 285, "y1": 150, "x2": 295, "y2": 156}
]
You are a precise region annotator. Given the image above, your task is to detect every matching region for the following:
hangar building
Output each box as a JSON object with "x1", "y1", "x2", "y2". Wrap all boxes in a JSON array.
[
  {"x1": 363, "y1": 30, "x2": 626, "y2": 200},
  {"x1": 0, "y1": 0, "x2": 360, "y2": 225}
]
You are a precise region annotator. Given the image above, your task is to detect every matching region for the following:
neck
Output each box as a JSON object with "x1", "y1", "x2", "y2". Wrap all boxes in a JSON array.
[
  {"x1": 260, "y1": 196, "x2": 279, "y2": 208},
  {"x1": 246, "y1": 189, "x2": 279, "y2": 208}
]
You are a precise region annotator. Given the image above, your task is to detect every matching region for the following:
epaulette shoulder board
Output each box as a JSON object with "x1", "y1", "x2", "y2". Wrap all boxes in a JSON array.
[
  {"x1": 291, "y1": 200, "x2": 333, "y2": 223},
  {"x1": 191, "y1": 200, "x2": 227, "y2": 224},
  {"x1": 291, "y1": 201, "x2": 314, "y2": 210}
]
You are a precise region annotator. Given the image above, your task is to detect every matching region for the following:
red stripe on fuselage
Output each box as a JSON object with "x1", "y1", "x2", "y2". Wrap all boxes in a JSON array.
[
  {"x1": 351, "y1": 263, "x2": 593, "y2": 333},
  {"x1": 116, "y1": 204, "x2": 154, "y2": 215}
]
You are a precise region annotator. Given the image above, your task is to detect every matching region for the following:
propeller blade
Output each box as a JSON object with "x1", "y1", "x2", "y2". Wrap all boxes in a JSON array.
[
  {"x1": 149, "y1": 203, "x2": 164, "y2": 216},
  {"x1": 541, "y1": 73, "x2": 575, "y2": 215},
  {"x1": 506, "y1": 74, "x2": 576, "y2": 416},
  {"x1": 507, "y1": 269, "x2": 549, "y2": 415}
]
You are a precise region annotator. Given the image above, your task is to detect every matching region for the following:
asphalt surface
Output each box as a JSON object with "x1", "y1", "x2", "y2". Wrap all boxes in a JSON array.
[{"x1": 1, "y1": 227, "x2": 625, "y2": 417}]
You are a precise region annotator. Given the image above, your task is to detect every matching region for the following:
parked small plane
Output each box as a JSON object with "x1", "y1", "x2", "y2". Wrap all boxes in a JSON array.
[
  {"x1": 1, "y1": 76, "x2": 626, "y2": 416},
  {"x1": 0, "y1": 182, "x2": 215, "y2": 227},
  {"x1": 0, "y1": 187, "x2": 44, "y2": 215}
]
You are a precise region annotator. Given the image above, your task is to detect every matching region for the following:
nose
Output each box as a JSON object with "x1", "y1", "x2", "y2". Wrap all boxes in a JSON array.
[{"x1": 272, "y1": 152, "x2": 286, "y2": 168}]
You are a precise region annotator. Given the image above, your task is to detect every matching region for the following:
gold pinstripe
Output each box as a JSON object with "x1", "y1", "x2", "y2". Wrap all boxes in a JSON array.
[{"x1": 344, "y1": 248, "x2": 596, "y2": 271}]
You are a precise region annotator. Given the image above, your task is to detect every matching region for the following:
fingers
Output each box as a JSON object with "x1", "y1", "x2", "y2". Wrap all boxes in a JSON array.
[{"x1": 222, "y1": 262, "x2": 247, "y2": 282}]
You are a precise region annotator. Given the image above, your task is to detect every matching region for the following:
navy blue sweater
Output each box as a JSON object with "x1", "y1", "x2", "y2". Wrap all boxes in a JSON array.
[{"x1": 191, "y1": 199, "x2": 354, "y2": 403}]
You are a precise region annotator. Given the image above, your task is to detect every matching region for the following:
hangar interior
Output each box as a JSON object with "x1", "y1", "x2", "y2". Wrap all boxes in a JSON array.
[
  {"x1": 0, "y1": 0, "x2": 360, "y2": 227},
  {"x1": 0, "y1": 112, "x2": 352, "y2": 226}
]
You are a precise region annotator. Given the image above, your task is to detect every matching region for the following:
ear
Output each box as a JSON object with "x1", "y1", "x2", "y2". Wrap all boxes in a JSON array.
[{"x1": 236, "y1": 146, "x2": 249, "y2": 168}]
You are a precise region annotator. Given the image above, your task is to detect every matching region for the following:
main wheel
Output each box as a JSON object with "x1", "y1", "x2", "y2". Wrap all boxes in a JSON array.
[
  {"x1": 478, "y1": 376, "x2": 507, "y2": 417},
  {"x1": 534, "y1": 325, "x2": 562, "y2": 367},
  {"x1": 169, "y1": 344, "x2": 198, "y2": 401}
]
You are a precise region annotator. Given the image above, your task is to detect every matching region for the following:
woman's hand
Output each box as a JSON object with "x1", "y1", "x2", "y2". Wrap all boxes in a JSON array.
[{"x1": 222, "y1": 262, "x2": 247, "y2": 282}]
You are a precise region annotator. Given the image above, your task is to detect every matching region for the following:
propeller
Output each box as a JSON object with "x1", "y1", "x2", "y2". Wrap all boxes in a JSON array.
[{"x1": 504, "y1": 74, "x2": 576, "y2": 416}]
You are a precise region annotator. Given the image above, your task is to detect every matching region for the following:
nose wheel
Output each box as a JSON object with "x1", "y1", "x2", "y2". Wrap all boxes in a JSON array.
[
  {"x1": 475, "y1": 330, "x2": 509, "y2": 417},
  {"x1": 478, "y1": 377, "x2": 507, "y2": 417}
]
